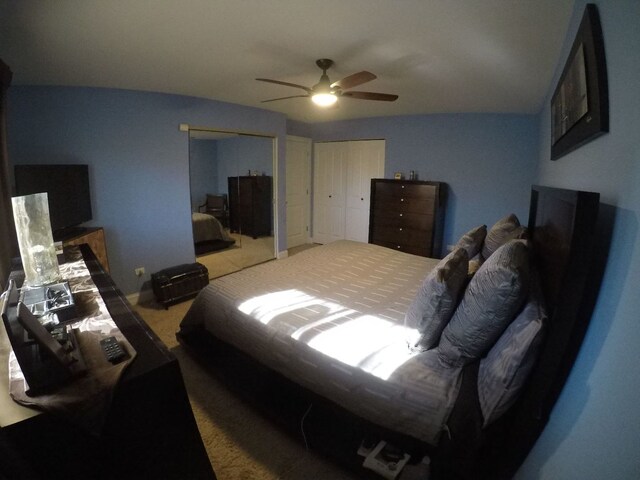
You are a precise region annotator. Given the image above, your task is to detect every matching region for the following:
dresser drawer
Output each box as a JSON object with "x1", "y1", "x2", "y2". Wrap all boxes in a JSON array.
[
  {"x1": 372, "y1": 196, "x2": 435, "y2": 215},
  {"x1": 372, "y1": 240, "x2": 431, "y2": 257},
  {"x1": 371, "y1": 225, "x2": 433, "y2": 248},
  {"x1": 371, "y1": 211, "x2": 433, "y2": 231},
  {"x1": 374, "y1": 182, "x2": 437, "y2": 199}
]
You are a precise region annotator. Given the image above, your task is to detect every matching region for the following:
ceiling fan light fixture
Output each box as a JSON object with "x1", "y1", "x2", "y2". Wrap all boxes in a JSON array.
[
  {"x1": 258, "y1": 58, "x2": 397, "y2": 106},
  {"x1": 311, "y1": 92, "x2": 338, "y2": 107}
]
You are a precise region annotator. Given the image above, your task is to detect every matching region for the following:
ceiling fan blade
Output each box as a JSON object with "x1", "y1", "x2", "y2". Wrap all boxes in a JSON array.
[
  {"x1": 256, "y1": 78, "x2": 312, "y2": 93},
  {"x1": 330, "y1": 71, "x2": 376, "y2": 90},
  {"x1": 342, "y1": 91, "x2": 399, "y2": 102},
  {"x1": 261, "y1": 94, "x2": 310, "y2": 103}
]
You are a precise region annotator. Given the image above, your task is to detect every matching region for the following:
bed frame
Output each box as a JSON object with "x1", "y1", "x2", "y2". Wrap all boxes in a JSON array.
[
  {"x1": 178, "y1": 185, "x2": 602, "y2": 480},
  {"x1": 443, "y1": 184, "x2": 601, "y2": 479}
]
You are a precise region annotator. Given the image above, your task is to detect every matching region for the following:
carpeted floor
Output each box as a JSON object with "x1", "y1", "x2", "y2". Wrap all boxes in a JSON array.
[
  {"x1": 133, "y1": 252, "x2": 363, "y2": 480},
  {"x1": 196, "y1": 233, "x2": 276, "y2": 279}
]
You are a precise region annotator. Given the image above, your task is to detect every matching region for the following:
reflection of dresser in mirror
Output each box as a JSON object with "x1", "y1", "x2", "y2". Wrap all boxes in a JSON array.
[{"x1": 228, "y1": 176, "x2": 272, "y2": 238}]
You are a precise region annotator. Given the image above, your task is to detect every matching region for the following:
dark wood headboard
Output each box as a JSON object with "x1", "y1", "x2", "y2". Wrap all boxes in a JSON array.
[{"x1": 485, "y1": 185, "x2": 601, "y2": 478}]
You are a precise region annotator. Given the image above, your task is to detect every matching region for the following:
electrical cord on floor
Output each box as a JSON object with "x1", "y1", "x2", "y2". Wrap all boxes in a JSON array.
[{"x1": 277, "y1": 403, "x2": 313, "y2": 480}]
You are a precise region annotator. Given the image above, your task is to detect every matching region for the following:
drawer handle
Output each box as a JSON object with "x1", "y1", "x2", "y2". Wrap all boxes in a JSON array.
[
  {"x1": 401, "y1": 185, "x2": 405, "y2": 189},
  {"x1": 399, "y1": 227, "x2": 403, "y2": 231},
  {"x1": 400, "y1": 198, "x2": 404, "y2": 202},
  {"x1": 399, "y1": 213, "x2": 403, "y2": 217},
  {"x1": 397, "y1": 245, "x2": 401, "y2": 249}
]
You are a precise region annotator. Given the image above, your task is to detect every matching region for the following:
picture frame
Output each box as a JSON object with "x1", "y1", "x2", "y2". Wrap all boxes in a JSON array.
[{"x1": 550, "y1": 3, "x2": 608, "y2": 160}]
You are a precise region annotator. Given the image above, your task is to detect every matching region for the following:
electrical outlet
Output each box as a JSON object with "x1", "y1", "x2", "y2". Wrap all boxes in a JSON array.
[{"x1": 135, "y1": 267, "x2": 145, "y2": 277}]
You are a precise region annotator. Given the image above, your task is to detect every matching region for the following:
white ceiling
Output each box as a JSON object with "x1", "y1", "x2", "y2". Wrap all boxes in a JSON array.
[{"x1": 0, "y1": 0, "x2": 575, "y2": 123}]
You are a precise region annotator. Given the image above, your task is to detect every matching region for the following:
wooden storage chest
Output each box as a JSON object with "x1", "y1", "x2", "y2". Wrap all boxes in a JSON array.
[{"x1": 151, "y1": 263, "x2": 209, "y2": 309}]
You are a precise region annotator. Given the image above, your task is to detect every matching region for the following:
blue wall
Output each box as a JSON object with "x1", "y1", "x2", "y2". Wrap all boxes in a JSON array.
[
  {"x1": 190, "y1": 135, "x2": 274, "y2": 207},
  {"x1": 310, "y1": 114, "x2": 539, "y2": 255},
  {"x1": 517, "y1": 1, "x2": 640, "y2": 479},
  {"x1": 7, "y1": 86, "x2": 287, "y2": 295},
  {"x1": 216, "y1": 135, "x2": 273, "y2": 184},
  {"x1": 7, "y1": 87, "x2": 538, "y2": 289}
]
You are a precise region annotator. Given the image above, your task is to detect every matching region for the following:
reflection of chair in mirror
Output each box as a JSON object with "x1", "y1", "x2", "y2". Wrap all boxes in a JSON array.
[{"x1": 199, "y1": 194, "x2": 229, "y2": 228}]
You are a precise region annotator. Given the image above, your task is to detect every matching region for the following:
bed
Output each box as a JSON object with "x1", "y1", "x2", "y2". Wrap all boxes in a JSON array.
[
  {"x1": 178, "y1": 185, "x2": 601, "y2": 479},
  {"x1": 191, "y1": 212, "x2": 235, "y2": 253}
]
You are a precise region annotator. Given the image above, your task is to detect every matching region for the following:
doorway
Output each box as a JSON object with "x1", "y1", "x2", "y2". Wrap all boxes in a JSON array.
[{"x1": 285, "y1": 136, "x2": 312, "y2": 249}]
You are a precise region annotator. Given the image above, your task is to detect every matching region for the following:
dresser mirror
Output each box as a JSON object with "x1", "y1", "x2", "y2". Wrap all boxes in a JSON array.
[{"x1": 188, "y1": 127, "x2": 275, "y2": 279}]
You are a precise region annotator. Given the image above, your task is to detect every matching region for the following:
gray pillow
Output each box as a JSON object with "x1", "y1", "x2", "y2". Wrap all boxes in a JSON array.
[
  {"x1": 404, "y1": 248, "x2": 469, "y2": 351},
  {"x1": 478, "y1": 280, "x2": 546, "y2": 426},
  {"x1": 438, "y1": 240, "x2": 530, "y2": 367},
  {"x1": 481, "y1": 214, "x2": 526, "y2": 260},
  {"x1": 455, "y1": 225, "x2": 487, "y2": 259}
]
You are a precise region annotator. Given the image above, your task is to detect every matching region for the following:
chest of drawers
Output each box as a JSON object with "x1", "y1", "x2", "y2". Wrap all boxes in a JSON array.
[{"x1": 368, "y1": 179, "x2": 446, "y2": 257}]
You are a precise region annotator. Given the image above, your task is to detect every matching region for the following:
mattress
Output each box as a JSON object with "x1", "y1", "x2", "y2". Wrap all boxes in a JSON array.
[
  {"x1": 191, "y1": 212, "x2": 233, "y2": 244},
  {"x1": 180, "y1": 240, "x2": 464, "y2": 444}
]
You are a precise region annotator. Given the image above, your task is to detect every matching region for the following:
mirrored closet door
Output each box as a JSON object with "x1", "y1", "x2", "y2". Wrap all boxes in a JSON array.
[{"x1": 188, "y1": 128, "x2": 275, "y2": 279}]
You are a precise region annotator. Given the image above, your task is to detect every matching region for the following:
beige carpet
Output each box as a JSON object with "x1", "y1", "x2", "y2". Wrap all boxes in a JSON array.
[
  {"x1": 196, "y1": 233, "x2": 276, "y2": 279},
  {"x1": 133, "y1": 245, "x2": 361, "y2": 480}
]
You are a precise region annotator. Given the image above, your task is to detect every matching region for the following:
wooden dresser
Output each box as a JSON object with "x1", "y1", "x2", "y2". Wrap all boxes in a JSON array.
[
  {"x1": 0, "y1": 245, "x2": 216, "y2": 480},
  {"x1": 228, "y1": 176, "x2": 272, "y2": 238},
  {"x1": 60, "y1": 227, "x2": 110, "y2": 272},
  {"x1": 368, "y1": 179, "x2": 446, "y2": 258}
]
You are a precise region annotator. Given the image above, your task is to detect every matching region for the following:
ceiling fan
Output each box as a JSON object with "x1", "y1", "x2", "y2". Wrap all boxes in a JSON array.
[{"x1": 256, "y1": 59, "x2": 398, "y2": 107}]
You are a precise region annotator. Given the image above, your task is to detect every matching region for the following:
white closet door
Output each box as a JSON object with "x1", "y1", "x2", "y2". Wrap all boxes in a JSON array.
[
  {"x1": 345, "y1": 140, "x2": 385, "y2": 242},
  {"x1": 286, "y1": 136, "x2": 311, "y2": 249},
  {"x1": 313, "y1": 142, "x2": 347, "y2": 244}
]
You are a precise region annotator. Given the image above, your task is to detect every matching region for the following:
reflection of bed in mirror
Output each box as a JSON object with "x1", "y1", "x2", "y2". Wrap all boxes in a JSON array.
[{"x1": 191, "y1": 212, "x2": 235, "y2": 255}]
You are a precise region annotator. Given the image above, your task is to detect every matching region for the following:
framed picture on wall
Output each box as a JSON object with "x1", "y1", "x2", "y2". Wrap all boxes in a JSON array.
[{"x1": 551, "y1": 3, "x2": 608, "y2": 160}]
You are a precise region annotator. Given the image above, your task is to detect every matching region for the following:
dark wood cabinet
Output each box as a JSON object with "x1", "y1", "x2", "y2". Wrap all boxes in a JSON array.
[
  {"x1": 61, "y1": 227, "x2": 109, "y2": 272},
  {"x1": 228, "y1": 176, "x2": 272, "y2": 238},
  {"x1": 368, "y1": 179, "x2": 446, "y2": 257}
]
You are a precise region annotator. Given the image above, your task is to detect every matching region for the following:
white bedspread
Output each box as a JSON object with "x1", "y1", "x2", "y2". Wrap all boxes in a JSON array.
[{"x1": 180, "y1": 240, "x2": 463, "y2": 444}]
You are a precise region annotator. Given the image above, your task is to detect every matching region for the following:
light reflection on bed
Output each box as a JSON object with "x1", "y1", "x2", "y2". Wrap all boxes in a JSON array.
[
  {"x1": 180, "y1": 240, "x2": 459, "y2": 444},
  {"x1": 239, "y1": 288, "x2": 419, "y2": 380}
]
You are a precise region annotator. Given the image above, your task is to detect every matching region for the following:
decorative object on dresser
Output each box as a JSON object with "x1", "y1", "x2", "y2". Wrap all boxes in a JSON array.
[
  {"x1": 228, "y1": 176, "x2": 272, "y2": 239},
  {"x1": 60, "y1": 227, "x2": 109, "y2": 272},
  {"x1": 368, "y1": 179, "x2": 446, "y2": 258}
]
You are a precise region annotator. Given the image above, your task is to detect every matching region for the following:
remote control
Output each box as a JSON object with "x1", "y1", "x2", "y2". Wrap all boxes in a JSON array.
[{"x1": 100, "y1": 336, "x2": 126, "y2": 363}]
